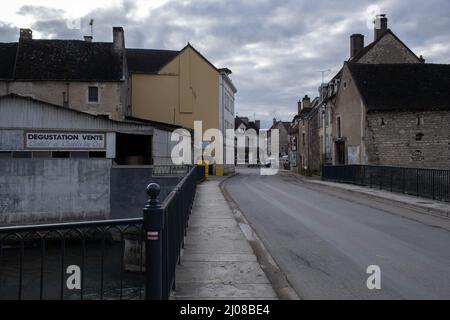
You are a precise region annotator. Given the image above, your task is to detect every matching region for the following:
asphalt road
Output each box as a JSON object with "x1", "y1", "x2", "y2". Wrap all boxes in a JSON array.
[{"x1": 223, "y1": 168, "x2": 450, "y2": 300}]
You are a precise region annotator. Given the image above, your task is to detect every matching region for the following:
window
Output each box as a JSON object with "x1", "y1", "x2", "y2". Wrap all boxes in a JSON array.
[
  {"x1": 52, "y1": 151, "x2": 70, "y2": 158},
  {"x1": 417, "y1": 115, "x2": 424, "y2": 126},
  {"x1": 89, "y1": 151, "x2": 106, "y2": 158},
  {"x1": 337, "y1": 116, "x2": 342, "y2": 138},
  {"x1": 13, "y1": 151, "x2": 32, "y2": 158},
  {"x1": 32, "y1": 151, "x2": 52, "y2": 158},
  {"x1": 302, "y1": 133, "x2": 306, "y2": 147},
  {"x1": 0, "y1": 151, "x2": 12, "y2": 158},
  {"x1": 88, "y1": 86, "x2": 99, "y2": 103},
  {"x1": 416, "y1": 133, "x2": 424, "y2": 141}
]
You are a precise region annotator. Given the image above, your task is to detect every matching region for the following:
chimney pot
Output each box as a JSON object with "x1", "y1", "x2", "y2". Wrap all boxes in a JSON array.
[
  {"x1": 374, "y1": 14, "x2": 388, "y2": 41},
  {"x1": 19, "y1": 28, "x2": 32, "y2": 41},
  {"x1": 350, "y1": 34, "x2": 364, "y2": 58},
  {"x1": 113, "y1": 26, "x2": 125, "y2": 50}
]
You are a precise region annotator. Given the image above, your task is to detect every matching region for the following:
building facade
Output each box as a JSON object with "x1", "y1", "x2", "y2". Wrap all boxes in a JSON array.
[
  {"x1": 0, "y1": 27, "x2": 128, "y2": 121},
  {"x1": 290, "y1": 14, "x2": 449, "y2": 173}
]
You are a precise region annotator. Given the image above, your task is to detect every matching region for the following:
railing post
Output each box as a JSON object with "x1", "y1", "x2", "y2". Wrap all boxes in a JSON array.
[{"x1": 143, "y1": 183, "x2": 164, "y2": 300}]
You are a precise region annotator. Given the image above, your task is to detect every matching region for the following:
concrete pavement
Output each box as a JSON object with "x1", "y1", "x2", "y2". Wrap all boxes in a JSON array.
[{"x1": 171, "y1": 177, "x2": 278, "y2": 300}]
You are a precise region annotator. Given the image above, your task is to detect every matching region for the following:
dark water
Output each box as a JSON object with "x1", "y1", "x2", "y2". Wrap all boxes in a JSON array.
[{"x1": 0, "y1": 239, "x2": 145, "y2": 300}]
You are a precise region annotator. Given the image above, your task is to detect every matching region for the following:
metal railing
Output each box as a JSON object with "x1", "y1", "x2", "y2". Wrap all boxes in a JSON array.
[
  {"x1": 322, "y1": 165, "x2": 450, "y2": 202},
  {"x1": 0, "y1": 165, "x2": 205, "y2": 300}
]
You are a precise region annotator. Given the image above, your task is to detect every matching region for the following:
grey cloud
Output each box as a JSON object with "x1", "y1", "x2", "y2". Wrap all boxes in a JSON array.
[{"x1": 1, "y1": 0, "x2": 450, "y2": 128}]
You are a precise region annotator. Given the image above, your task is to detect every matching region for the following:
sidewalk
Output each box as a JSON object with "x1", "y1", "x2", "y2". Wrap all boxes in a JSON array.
[
  {"x1": 287, "y1": 171, "x2": 450, "y2": 219},
  {"x1": 171, "y1": 177, "x2": 278, "y2": 300}
]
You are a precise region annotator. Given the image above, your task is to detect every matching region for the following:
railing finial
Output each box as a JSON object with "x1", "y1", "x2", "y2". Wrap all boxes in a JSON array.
[{"x1": 146, "y1": 183, "x2": 161, "y2": 206}]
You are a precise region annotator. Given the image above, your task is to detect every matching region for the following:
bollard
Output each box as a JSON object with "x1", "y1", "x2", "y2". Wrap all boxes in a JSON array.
[{"x1": 143, "y1": 183, "x2": 164, "y2": 300}]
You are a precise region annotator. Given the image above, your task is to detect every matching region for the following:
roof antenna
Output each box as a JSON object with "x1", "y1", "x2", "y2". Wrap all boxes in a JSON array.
[
  {"x1": 89, "y1": 19, "x2": 94, "y2": 38},
  {"x1": 317, "y1": 69, "x2": 331, "y2": 84}
]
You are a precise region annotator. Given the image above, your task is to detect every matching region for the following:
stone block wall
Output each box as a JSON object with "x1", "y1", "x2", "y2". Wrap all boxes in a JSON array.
[{"x1": 365, "y1": 111, "x2": 450, "y2": 169}]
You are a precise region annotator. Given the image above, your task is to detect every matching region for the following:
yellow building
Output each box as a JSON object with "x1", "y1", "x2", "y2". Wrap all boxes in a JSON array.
[{"x1": 127, "y1": 44, "x2": 220, "y2": 132}]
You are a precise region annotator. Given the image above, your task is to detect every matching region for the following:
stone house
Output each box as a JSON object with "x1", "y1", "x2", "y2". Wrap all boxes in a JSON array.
[
  {"x1": 0, "y1": 28, "x2": 128, "y2": 121},
  {"x1": 291, "y1": 14, "x2": 432, "y2": 173},
  {"x1": 234, "y1": 116, "x2": 260, "y2": 164},
  {"x1": 333, "y1": 62, "x2": 450, "y2": 169},
  {"x1": 269, "y1": 118, "x2": 291, "y2": 157}
]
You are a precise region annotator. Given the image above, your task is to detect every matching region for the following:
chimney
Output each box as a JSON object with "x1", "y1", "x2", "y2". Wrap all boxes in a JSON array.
[
  {"x1": 273, "y1": 118, "x2": 277, "y2": 126},
  {"x1": 113, "y1": 27, "x2": 125, "y2": 50},
  {"x1": 302, "y1": 95, "x2": 311, "y2": 110},
  {"x1": 255, "y1": 120, "x2": 260, "y2": 130},
  {"x1": 374, "y1": 14, "x2": 388, "y2": 41},
  {"x1": 350, "y1": 34, "x2": 364, "y2": 58},
  {"x1": 297, "y1": 100, "x2": 302, "y2": 114},
  {"x1": 19, "y1": 28, "x2": 32, "y2": 41},
  {"x1": 84, "y1": 35, "x2": 93, "y2": 42}
]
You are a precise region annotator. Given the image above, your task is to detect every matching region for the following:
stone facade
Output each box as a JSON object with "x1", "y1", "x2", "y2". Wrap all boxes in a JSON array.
[
  {"x1": 0, "y1": 81, "x2": 127, "y2": 120},
  {"x1": 357, "y1": 32, "x2": 421, "y2": 64},
  {"x1": 365, "y1": 111, "x2": 450, "y2": 169}
]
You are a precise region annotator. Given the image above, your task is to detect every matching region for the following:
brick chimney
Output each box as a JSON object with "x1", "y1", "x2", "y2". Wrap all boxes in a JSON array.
[
  {"x1": 350, "y1": 34, "x2": 364, "y2": 58},
  {"x1": 374, "y1": 14, "x2": 388, "y2": 41},
  {"x1": 302, "y1": 95, "x2": 311, "y2": 110},
  {"x1": 113, "y1": 27, "x2": 125, "y2": 50},
  {"x1": 19, "y1": 28, "x2": 32, "y2": 41}
]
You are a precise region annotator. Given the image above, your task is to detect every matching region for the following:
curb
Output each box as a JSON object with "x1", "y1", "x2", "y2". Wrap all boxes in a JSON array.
[
  {"x1": 219, "y1": 174, "x2": 301, "y2": 300},
  {"x1": 285, "y1": 171, "x2": 450, "y2": 220}
]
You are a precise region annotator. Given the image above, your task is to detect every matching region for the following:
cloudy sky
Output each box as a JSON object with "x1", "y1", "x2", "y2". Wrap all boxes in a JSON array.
[{"x1": 1, "y1": 0, "x2": 449, "y2": 128}]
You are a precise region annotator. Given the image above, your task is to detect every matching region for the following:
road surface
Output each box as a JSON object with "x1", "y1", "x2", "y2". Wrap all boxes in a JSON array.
[{"x1": 223, "y1": 168, "x2": 450, "y2": 299}]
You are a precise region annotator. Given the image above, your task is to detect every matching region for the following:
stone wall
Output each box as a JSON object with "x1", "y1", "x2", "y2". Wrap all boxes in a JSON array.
[
  {"x1": 357, "y1": 32, "x2": 421, "y2": 64},
  {"x1": 365, "y1": 111, "x2": 450, "y2": 169}
]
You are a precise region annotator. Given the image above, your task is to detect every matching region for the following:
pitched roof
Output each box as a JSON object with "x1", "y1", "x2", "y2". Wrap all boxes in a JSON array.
[
  {"x1": 349, "y1": 29, "x2": 421, "y2": 63},
  {"x1": 126, "y1": 48, "x2": 179, "y2": 73},
  {"x1": 0, "y1": 43, "x2": 18, "y2": 79},
  {"x1": 235, "y1": 116, "x2": 259, "y2": 131},
  {"x1": 347, "y1": 62, "x2": 450, "y2": 111},
  {"x1": 7, "y1": 40, "x2": 124, "y2": 81}
]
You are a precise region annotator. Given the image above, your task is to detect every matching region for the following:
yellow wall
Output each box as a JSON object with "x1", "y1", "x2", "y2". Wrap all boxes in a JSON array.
[{"x1": 131, "y1": 46, "x2": 219, "y2": 131}]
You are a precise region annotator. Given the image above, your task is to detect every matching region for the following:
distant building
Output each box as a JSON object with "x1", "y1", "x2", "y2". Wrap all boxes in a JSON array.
[
  {"x1": 234, "y1": 116, "x2": 260, "y2": 165},
  {"x1": 219, "y1": 68, "x2": 237, "y2": 175},
  {"x1": 268, "y1": 118, "x2": 291, "y2": 157}
]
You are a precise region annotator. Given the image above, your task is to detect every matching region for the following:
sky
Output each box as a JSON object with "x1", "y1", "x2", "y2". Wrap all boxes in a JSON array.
[{"x1": 1, "y1": 0, "x2": 449, "y2": 128}]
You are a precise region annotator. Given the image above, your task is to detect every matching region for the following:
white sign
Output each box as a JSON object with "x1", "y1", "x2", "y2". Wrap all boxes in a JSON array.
[{"x1": 25, "y1": 132, "x2": 106, "y2": 150}]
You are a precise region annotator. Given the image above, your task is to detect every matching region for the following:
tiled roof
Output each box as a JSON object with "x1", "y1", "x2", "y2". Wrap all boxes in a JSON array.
[
  {"x1": 126, "y1": 48, "x2": 179, "y2": 73},
  {"x1": 3, "y1": 40, "x2": 124, "y2": 81},
  {"x1": 347, "y1": 62, "x2": 450, "y2": 111}
]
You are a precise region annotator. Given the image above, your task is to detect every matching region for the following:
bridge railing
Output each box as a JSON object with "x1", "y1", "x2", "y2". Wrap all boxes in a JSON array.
[
  {"x1": 322, "y1": 165, "x2": 450, "y2": 202},
  {"x1": 0, "y1": 165, "x2": 204, "y2": 300}
]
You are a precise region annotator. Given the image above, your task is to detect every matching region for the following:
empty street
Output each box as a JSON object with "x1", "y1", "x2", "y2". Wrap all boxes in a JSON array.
[{"x1": 223, "y1": 169, "x2": 450, "y2": 300}]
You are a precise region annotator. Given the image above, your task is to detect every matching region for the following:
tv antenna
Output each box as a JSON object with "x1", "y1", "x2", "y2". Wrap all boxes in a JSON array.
[
  {"x1": 89, "y1": 19, "x2": 94, "y2": 38},
  {"x1": 317, "y1": 69, "x2": 331, "y2": 84}
]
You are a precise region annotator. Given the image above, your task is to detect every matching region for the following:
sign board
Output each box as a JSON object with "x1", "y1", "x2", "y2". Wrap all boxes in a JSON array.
[{"x1": 25, "y1": 132, "x2": 106, "y2": 150}]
